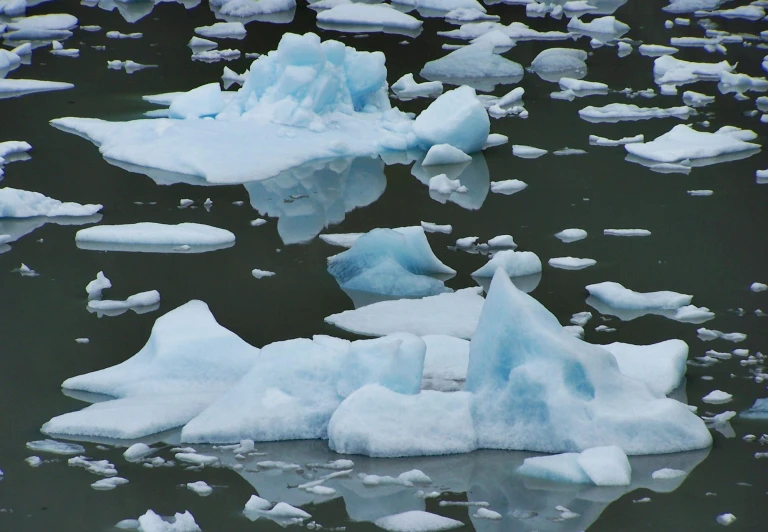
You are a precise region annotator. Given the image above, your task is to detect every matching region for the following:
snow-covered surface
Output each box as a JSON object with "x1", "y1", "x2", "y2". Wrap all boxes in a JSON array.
[
  {"x1": 75, "y1": 223, "x2": 235, "y2": 252},
  {"x1": 0, "y1": 187, "x2": 102, "y2": 218},
  {"x1": 326, "y1": 287, "x2": 484, "y2": 338}
]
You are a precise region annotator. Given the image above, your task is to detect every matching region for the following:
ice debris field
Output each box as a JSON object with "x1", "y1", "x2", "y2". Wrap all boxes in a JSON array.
[{"x1": 2, "y1": 0, "x2": 768, "y2": 530}]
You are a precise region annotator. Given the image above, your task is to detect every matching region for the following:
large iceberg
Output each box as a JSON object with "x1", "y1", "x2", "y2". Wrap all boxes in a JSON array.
[
  {"x1": 51, "y1": 33, "x2": 497, "y2": 184},
  {"x1": 42, "y1": 301, "x2": 260, "y2": 439},
  {"x1": 466, "y1": 271, "x2": 711, "y2": 455},
  {"x1": 327, "y1": 226, "x2": 456, "y2": 299}
]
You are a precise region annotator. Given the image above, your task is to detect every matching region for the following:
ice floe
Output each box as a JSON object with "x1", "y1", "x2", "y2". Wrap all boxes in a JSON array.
[
  {"x1": 75, "y1": 223, "x2": 235, "y2": 253},
  {"x1": 549, "y1": 257, "x2": 596, "y2": 270},
  {"x1": 517, "y1": 445, "x2": 631, "y2": 486},
  {"x1": 0, "y1": 187, "x2": 102, "y2": 217},
  {"x1": 87, "y1": 290, "x2": 161, "y2": 317},
  {"x1": 530, "y1": 48, "x2": 588, "y2": 82},
  {"x1": 0, "y1": 78, "x2": 74, "y2": 99},
  {"x1": 420, "y1": 43, "x2": 524, "y2": 91},
  {"x1": 556, "y1": 228, "x2": 588, "y2": 242},
  {"x1": 490, "y1": 179, "x2": 527, "y2": 194},
  {"x1": 587, "y1": 281, "x2": 691, "y2": 310},
  {"x1": 316, "y1": 4, "x2": 423, "y2": 32},
  {"x1": 604, "y1": 228, "x2": 650, "y2": 236},
  {"x1": 579, "y1": 103, "x2": 692, "y2": 123},
  {"x1": 374, "y1": 510, "x2": 463, "y2": 532},
  {"x1": 195, "y1": 21, "x2": 246, "y2": 39},
  {"x1": 589, "y1": 134, "x2": 644, "y2": 146}
]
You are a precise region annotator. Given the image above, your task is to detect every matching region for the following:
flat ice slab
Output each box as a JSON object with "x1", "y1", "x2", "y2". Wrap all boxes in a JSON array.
[
  {"x1": 316, "y1": 4, "x2": 423, "y2": 30},
  {"x1": 0, "y1": 187, "x2": 102, "y2": 218},
  {"x1": 586, "y1": 281, "x2": 692, "y2": 310},
  {"x1": 374, "y1": 511, "x2": 463, "y2": 532},
  {"x1": 625, "y1": 125, "x2": 760, "y2": 165},
  {"x1": 0, "y1": 78, "x2": 74, "y2": 99},
  {"x1": 75, "y1": 223, "x2": 235, "y2": 253}
]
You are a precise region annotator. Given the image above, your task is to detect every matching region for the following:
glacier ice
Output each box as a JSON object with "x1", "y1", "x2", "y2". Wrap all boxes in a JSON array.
[
  {"x1": 42, "y1": 301, "x2": 260, "y2": 439},
  {"x1": 466, "y1": 271, "x2": 711, "y2": 454},
  {"x1": 327, "y1": 226, "x2": 455, "y2": 298},
  {"x1": 421, "y1": 335, "x2": 469, "y2": 392}
]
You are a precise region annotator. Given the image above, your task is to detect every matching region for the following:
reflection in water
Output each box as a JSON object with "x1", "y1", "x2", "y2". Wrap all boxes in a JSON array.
[
  {"x1": 245, "y1": 156, "x2": 387, "y2": 245},
  {"x1": 75, "y1": 240, "x2": 234, "y2": 254},
  {"x1": 411, "y1": 152, "x2": 490, "y2": 211},
  {"x1": 81, "y1": 0, "x2": 201, "y2": 23},
  {"x1": 474, "y1": 272, "x2": 541, "y2": 295},
  {"x1": 586, "y1": 295, "x2": 713, "y2": 324},
  {"x1": 625, "y1": 149, "x2": 761, "y2": 170},
  {"x1": 0, "y1": 215, "x2": 102, "y2": 249}
]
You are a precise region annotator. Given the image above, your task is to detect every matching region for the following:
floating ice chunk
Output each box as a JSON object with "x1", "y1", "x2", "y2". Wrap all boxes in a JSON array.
[
  {"x1": 176, "y1": 452, "x2": 219, "y2": 466},
  {"x1": 195, "y1": 22, "x2": 246, "y2": 39},
  {"x1": 86, "y1": 272, "x2": 112, "y2": 300},
  {"x1": 394, "y1": 0, "x2": 486, "y2": 11},
  {"x1": 751, "y1": 282, "x2": 768, "y2": 292},
  {"x1": 467, "y1": 271, "x2": 711, "y2": 454},
  {"x1": 420, "y1": 43, "x2": 524, "y2": 91},
  {"x1": 25, "y1": 456, "x2": 42, "y2": 467},
  {"x1": 374, "y1": 511, "x2": 463, "y2": 532},
  {"x1": 69, "y1": 456, "x2": 117, "y2": 476},
  {"x1": 473, "y1": 508, "x2": 501, "y2": 519},
  {"x1": 568, "y1": 16, "x2": 629, "y2": 38},
  {"x1": 391, "y1": 73, "x2": 442, "y2": 101},
  {"x1": 472, "y1": 250, "x2": 542, "y2": 278},
  {"x1": 0, "y1": 187, "x2": 102, "y2": 217},
  {"x1": 702, "y1": 390, "x2": 732, "y2": 404},
  {"x1": 244, "y1": 501, "x2": 311, "y2": 526},
  {"x1": 361, "y1": 468, "x2": 432, "y2": 486},
  {"x1": 75, "y1": 223, "x2": 235, "y2": 253},
  {"x1": 602, "y1": 340, "x2": 687, "y2": 395},
  {"x1": 244, "y1": 495, "x2": 271, "y2": 512},
  {"x1": 213, "y1": 0, "x2": 296, "y2": 17},
  {"x1": 445, "y1": 7, "x2": 498, "y2": 22},
  {"x1": 672, "y1": 305, "x2": 714, "y2": 322},
  {"x1": 251, "y1": 269, "x2": 275, "y2": 279},
  {"x1": 651, "y1": 467, "x2": 686, "y2": 479},
  {"x1": 639, "y1": 44, "x2": 678, "y2": 57},
  {"x1": 701, "y1": 6, "x2": 765, "y2": 20},
  {"x1": 191, "y1": 49, "x2": 240, "y2": 62},
  {"x1": 586, "y1": 281, "x2": 691, "y2": 310},
  {"x1": 559, "y1": 77, "x2": 608, "y2": 94},
  {"x1": 531, "y1": 48, "x2": 587, "y2": 81},
  {"x1": 326, "y1": 287, "x2": 484, "y2": 338},
  {"x1": 589, "y1": 134, "x2": 644, "y2": 146},
  {"x1": 579, "y1": 103, "x2": 691, "y2": 123},
  {"x1": 106, "y1": 31, "x2": 142, "y2": 39},
  {"x1": 429, "y1": 174, "x2": 467, "y2": 197},
  {"x1": 716, "y1": 513, "x2": 736, "y2": 526},
  {"x1": 421, "y1": 221, "x2": 452, "y2": 234},
  {"x1": 413, "y1": 86, "x2": 489, "y2": 154},
  {"x1": 0, "y1": 49, "x2": 21, "y2": 70},
  {"x1": 487, "y1": 235, "x2": 516, "y2": 248},
  {"x1": 92, "y1": 477, "x2": 129, "y2": 490},
  {"x1": 188, "y1": 36, "x2": 217, "y2": 49},
  {"x1": 555, "y1": 228, "x2": 587, "y2": 242},
  {"x1": 422, "y1": 144, "x2": 471, "y2": 166},
  {"x1": 42, "y1": 300, "x2": 259, "y2": 439},
  {"x1": 696, "y1": 328, "x2": 746, "y2": 342},
  {"x1": 186, "y1": 481, "x2": 213, "y2": 496},
  {"x1": 26, "y1": 439, "x2": 85, "y2": 456},
  {"x1": 327, "y1": 226, "x2": 455, "y2": 298},
  {"x1": 549, "y1": 257, "x2": 596, "y2": 270},
  {"x1": 123, "y1": 443, "x2": 153, "y2": 462},
  {"x1": 317, "y1": 4, "x2": 423, "y2": 30},
  {"x1": 554, "y1": 147, "x2": 586, "y2": 156},
  {"x1": 490, "y1": 179, "x2": 527, "y2": 194},
  {"x1": 137, "y1": 510, "x2": 201, "y2": 532},
  {"x1": 604, "y1": 228, "x2": 650, "y2": 236},
  {"x1": 653, "y1": 55, "x2": 734, "y2": 88},
  {"x1": 512, "y1": 145, "x2": 547, "y2": 158},
  {"x1": 87, "y1": 290, "x2": 159, "y2": 314},
  {"x1": 329, "y1": 385, "x2": 476, "y2": 456},
  {"x1": 683, "y1": 90, "x2": 715, "y2": 107}
]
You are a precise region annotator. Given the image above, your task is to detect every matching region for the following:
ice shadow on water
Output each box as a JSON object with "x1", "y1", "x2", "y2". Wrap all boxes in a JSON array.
[
  {"x1": 0, "y1": 215, "x2": 103, "y2": 252},
  {"x1": 316, "y1": 22, "x2": 422, "y2": 39},
  {"x1": 411, "y1": 152, "x2": 490, "y2": 210}
]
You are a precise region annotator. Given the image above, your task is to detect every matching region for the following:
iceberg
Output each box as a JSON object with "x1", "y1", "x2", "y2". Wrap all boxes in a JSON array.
[
  {"x1": 180, "y1": 333, "x2": 427, "y2": 443},
  {"x1": 413, "y1": 86, "x2": 489, "y2": 153},
  {"x1": 586, "y1": 281, "x2": 692, "y2": 310},
  {"x1": 0, "y1": 187, "x2": 102, "y2": 217},
  {"x1": 625, "y1": 125, "x2": 760, "y2": 165},
  {"x1": 472, "y1": 250, "x2": 542, "y2": 277},
  {"x1": 421, "y1": 335, "x2": 469, "y2": 391},
  {"x1": 327, "y1": 226, "x2": 455, "y2": 298},
  {"x1": 50, "y1": 33, "x2": 420, "y2": 184},
  {"x1": 75, "y1": 222, "x2": 235, "y2": 253},
  {"x1": 42, "y1": 301, "x2": 260, "y2": 439},
  {"x1": 466, "y1": 271, "x2": 711, "y2": 454},
  {"x1": 420, "y1": 43, "x2": 524, "y2": 92},
  {"x1": 316, "y1": 4, "x2": 423, "y2": 32}
]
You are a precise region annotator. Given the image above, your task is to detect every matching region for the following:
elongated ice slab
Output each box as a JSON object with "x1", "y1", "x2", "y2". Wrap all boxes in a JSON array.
[{"x1": 75, "y1": 223, "x2": 235, "y2": 253}]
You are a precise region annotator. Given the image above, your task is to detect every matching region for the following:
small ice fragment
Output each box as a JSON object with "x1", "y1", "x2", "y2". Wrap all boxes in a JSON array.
[
  {"x1": 17, "y1": 263, "x2": 38, "y2": 277},
  {"x1": 750, "y1": 283, "x2": 767, "y2": 292},
  {"x1": 570, "y1": 312, "x2": 592, "y2": 326},
  {"x1": 688, "y1": 190, "x2": 713, "y2": 196},
  {"x1": 422, "y1": 144, "x2": 471, "y2": 166},
  {"x1": 25, "y1": 456, "x2": 42, "y2": 467},
  {"x1": 512, "y1": 145, "x2": 547, "y2": 158},
  {"x1": 421, "y1": 222, "x2": 452, "y2": 234},
  {"x1": 604, "y1": 229, "x2": 651, "y2": 237},
  {"x1": 652, "y1": 468, "x2": 686, "y2": 480},
  {"x1": 115, "y1": 519, "x2": 140, "y2": 529},
  {"x1": 553, "y1": 148, "x2": 586, "y2": 156},
  {"x1": 474, "y1": 508, "x2": 502, "y2": 520},
  {"x1": 175, "y1": 453, "x2": 218, "y2": 466},
  {"x1": 251, "y1": 269, "x2": 275, "y2": 279},
  {"x1": 702, "y1": 390, "x2": 733, "y2": 404},
  {"x1": 250, "y1": 218, "x2": 267, "y2": 227},
  {"x1": 187, "y1": 481, "x2": 213, "y2": 496},
  {"x1": 555, "y1": 229, "x2": 587, "y2": 243},
  {"x1": 86, "y1": 271, "x2": 111, "y2": 300},
  {"x1": 595, "y1": 325, "x2": 616, "y2": 332},
  {"x1": 26, "y1": 440, "x2": 85, "y2": 456},
  {"x1": 456, "y1": 236, "x2": 478, "y2": 247},
  {"x1": 179, "y1": 199, "x2": 194, "y2": 208},
  {"x1": 75, "y1": 338, "x2": 90, "y2": 344},
  {"x1": 123, "y1": 443, "x2": 153, "y2": 462},
  {"x1": 429, "y1": 174, "x2": 467, "y2": 196},
  {"x1": 716, "y1": 513, "x2": 736, "y2": 526},
  {"x1": 374, "y1": 511, "x2": 463, "y2": 532},
  {"x1": 634, "y1": 497, "x2": 651, "y2": 503},
  {"x1": 91, "y1": 477, "x2": 128, "y2": 490},
  {"x1": 490, "y1": 179, "x2": 527, "y2": 195},
  {"x1": 68, "y1": 456, "x2": 117, "y2": 477},
  {"x1": 244, "y1": 495, "x2": 271, "y2": 512},
  {"x1": 487, "y1": 235, "x2": 515, "y2": 248},
  {"x1": 549, "y1": 257, "x2": 596, "y2": 270},
  {"x1": 232, "y1": 440, "x2": 255, "y2": 454}
]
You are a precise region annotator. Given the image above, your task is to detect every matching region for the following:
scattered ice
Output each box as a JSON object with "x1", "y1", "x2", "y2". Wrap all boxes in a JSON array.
[
  {"x1": 490, "y1": 179, "x2": 527, "y2": 195},
  {"x1": 124, "y1": 443, "x2": 153, "y2": 462},
  {"x1": 108, "y1": 60, "x2": 155, "y2": 73},
  {"x1": 512, "y1": 145, "x2": 547, "y2": 158},
  {"x1": 0, "y1": 187, "x2": 102, "y2": 217},
  {"x1": 192, "y1": 49, "x2": 241, "y2": 62},
  {"x1": 68, "y1": 456, "x2": 118, "y2": 477},
  {"x1": 651, "y1": 467, "x2": 686, "y2": 479},
  {"x1": 137, "y1": 510, "x2": 200, "y2": 532},
  {"x1": 26, "y1": 439, "x2": 85, "y2": 456},
  {"x1": 604, "y1": 229, "x2": 651, "y2": 236},
  {"x1": 374, "y1": 511, "x2": 463, "y2": 532},
  {"x1": 251, "y1": 269, "x2": 275, "y2": 279},
  {"x1": 549, "y1": 257, "x2": 596, "y2": 270},
  {"x1": 555, "y1": 228, "x2": 587, "y2": 243},
  {"x1": 589, "y1": 134, "x2": 644, "y2": 146},
  {"x1": 25, "y1": 456, "x2": 42, "y2": 467},
  {"x1": 244, "y1": 500, "x2": 311, "y2": 526},
  {"x1": 186, "y1": 481, "x2": 213, "y2": 496},
  {"x1": 639, "y1": 44, "x2": 679, "y2": 57},
  {"x1": 421, "y1": 221, "x2": 452, "y2": 234},
  {"x1": 696, "y1": 328, "x2": 747, "y2": 342},
  {"x1": 87, "y1": 290, "x2": 160, "y2": 315}
]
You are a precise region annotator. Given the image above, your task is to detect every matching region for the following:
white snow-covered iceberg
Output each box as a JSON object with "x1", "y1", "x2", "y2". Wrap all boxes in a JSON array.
[
  {"x1": 466, "y1": 271, "x2": 711, "y2": 454},
  {"x1": 327, "y1": 226, "x2": 455, "y2": 299},
  {"x1": 42, "y1": 301, "x2": 260, "y2": 439},
  {"x1": 180, "y1": 333, "x2": 427, "y2": 443},
  {"x1": 51, "y1": 33, "x2": 495, "y2": 185},
  {"x1": 75, "y1": 222, "x2": 235, "y2": 253}
]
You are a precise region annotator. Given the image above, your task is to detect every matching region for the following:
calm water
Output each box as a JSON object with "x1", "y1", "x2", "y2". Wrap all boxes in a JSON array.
[{"x1": 1, "y1": 0, "x2": 767, "y2": 530}]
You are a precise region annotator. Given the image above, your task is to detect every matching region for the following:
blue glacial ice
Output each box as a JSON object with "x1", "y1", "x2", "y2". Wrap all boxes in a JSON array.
[
  {"x1": 327, "y1": 226, "x2": 456, "y2": 298},
  {"x1": 51, "y1": 33, "x2": 499, "y2": 184},
  {"x1": 466, "y1": 270, "x2": 711, "y2": 455},
  {"x1": 740, "y1": 398, "x2": 768, "y2": 420}
]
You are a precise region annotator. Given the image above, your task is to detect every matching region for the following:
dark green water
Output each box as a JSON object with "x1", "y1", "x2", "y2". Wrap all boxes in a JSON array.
[{"x1": 1, "y1": 0, "x2": 767, "y2": 530}]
